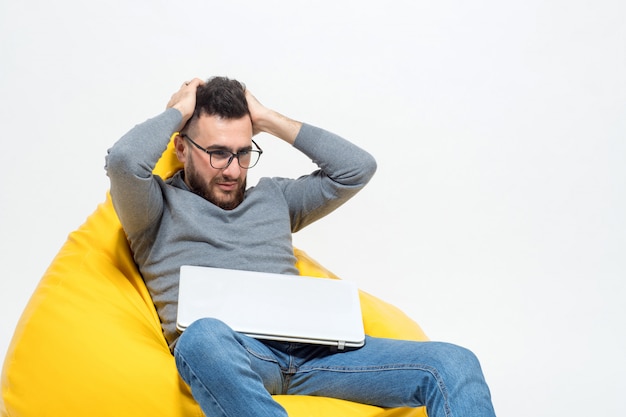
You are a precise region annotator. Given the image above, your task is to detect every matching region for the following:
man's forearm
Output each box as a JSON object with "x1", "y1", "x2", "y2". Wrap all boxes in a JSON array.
[
  {"x1": 245, "y1": 90, "x2": 302, "y2": 144},
  {"x1": 105, "y1": 108, "x2": 182, "y2": 236},
  {"x1": 254, "y1": 109, "x2": 302, "y2": 145},
  {"x1": 106, "y1": 108, "x2": 182, "y2": 180}
]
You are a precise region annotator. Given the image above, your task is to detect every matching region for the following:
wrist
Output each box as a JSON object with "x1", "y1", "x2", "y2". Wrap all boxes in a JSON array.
[{"x1": 253, "y1": 110, "x2": 302, "y2": 145}]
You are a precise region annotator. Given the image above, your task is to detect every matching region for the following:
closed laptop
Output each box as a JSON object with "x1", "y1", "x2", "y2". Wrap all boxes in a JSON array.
[{"x1": 177, "y1": 265, "x2": 365, "y2": 350}]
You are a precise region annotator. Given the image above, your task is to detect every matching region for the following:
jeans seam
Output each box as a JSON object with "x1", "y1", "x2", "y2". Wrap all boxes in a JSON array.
[
  {"x1": 296, "y1": 363, "x2": 452, "y2": 417},
  {"x1": 175, "y1": 348, "x2": 230, "y2": 417},
  {"x1": 243, "y1": 345, "x2": 280, "y2": 363}
]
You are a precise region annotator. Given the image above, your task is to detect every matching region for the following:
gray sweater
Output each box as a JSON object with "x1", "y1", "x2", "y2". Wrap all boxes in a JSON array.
[{"x1": 106, "y1": 108, "x2": 377, "y2": 349}]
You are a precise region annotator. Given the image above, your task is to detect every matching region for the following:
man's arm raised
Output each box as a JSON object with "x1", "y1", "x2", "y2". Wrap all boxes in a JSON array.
[
  {"x1": 167, "y1": 78, "x2": 204, "y2": 131},
  {"x1": 245, "y1": 89, "x2": 302, "y2": 145}
]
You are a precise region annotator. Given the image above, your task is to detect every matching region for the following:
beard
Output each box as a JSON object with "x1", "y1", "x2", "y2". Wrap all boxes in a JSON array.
[{"x1": 184, "y1": 157, "x2": 246, "y2": 210}]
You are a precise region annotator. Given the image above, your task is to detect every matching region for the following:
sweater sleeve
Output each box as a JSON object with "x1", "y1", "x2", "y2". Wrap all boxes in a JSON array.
[
  {"x1": 105, "y1": 108, "x2": 183, "y2": 236},
  {"x1": 283, "y1": 123, "x2": 377, "y2": 232}
]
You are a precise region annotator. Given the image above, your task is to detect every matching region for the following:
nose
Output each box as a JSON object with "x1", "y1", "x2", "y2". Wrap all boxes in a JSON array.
[{"x1": 221, "y1": 156, "x2": 243, "y2": 177}]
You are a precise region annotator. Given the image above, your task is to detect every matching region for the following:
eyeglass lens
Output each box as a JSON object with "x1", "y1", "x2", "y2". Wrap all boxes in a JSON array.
[{"x1": 210, "y1": 150, "x2": 260, "y2": 169}]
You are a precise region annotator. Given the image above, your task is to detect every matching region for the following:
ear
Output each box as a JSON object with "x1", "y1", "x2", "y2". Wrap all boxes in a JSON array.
[{"x1": 173, "y1": 133, "x2": 187, "y2": 163}]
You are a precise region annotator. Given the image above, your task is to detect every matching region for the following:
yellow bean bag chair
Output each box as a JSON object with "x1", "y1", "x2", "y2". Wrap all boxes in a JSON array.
[{"x1": 1, "y1": 138, "x2": 428, "y2": 417}]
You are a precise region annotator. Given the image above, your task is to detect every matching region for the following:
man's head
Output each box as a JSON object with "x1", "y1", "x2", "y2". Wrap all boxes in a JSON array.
[
  {"x1": 191, "y1": 76, "x2": 249, "y2": 122},
  {"x1": 174, "y1": 76, "x2": 255, "y2": 210}
]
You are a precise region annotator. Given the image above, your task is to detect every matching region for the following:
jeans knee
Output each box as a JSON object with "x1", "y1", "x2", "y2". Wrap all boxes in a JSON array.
[
  {"x1": 175, "y1": 318, "x2": 236, "y2": 369},
  {"x1": 431, "y1": 342, "x2": 483, "y2": 380},
  {"x1": 180, "y1": 316, "x2": 233, "y2": 342}
]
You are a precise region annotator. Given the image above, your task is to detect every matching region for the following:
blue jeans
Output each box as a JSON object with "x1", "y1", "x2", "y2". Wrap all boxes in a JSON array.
[{"x1": 174, "y1": 318, "x2": 496, "y2": 417}]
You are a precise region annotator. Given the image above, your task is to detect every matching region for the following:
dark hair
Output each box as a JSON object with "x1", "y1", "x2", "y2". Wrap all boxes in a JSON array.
[{"x1": 194, "y1": 76, "x2": 249, "y2": 120}]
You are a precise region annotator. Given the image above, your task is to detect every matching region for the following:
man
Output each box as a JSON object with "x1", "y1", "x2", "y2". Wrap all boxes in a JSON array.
[{"x1": 106, "y1": 76, "x2": 496, "y2": 417}]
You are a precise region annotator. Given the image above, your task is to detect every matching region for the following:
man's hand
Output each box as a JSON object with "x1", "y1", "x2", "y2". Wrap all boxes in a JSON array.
[
  {"x1": 245, "y1": 90, "x2": 271, "y2": 137},
  {"x1": 245, "y1": 89, "x2": 302, "y2": 145},
  {"x1": 167, "y1": 78, "x2": 204, "y2": 129}
]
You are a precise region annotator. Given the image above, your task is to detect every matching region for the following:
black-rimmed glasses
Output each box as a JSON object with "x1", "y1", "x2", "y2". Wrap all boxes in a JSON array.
[{"x1": 182, "y1": 134, "x2": 263, "y2": 169}]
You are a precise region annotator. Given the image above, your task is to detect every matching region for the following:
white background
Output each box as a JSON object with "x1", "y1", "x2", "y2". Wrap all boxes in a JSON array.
[{"x1": 1, "y1": 1, "x2": 625, "y2": 416}]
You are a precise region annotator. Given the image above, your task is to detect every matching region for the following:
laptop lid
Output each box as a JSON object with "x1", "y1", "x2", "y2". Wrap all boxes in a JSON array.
[{"x1": 177, "y1": 265, "x2": 365, "y2": 349}]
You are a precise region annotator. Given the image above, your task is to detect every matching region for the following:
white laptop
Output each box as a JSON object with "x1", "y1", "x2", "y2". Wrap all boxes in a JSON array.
[{"x1": 176, "y1": 265, "x2": 365, "y2": 350}]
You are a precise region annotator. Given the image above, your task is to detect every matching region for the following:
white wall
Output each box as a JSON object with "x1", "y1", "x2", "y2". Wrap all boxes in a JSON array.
[{"x1": 1, "y1": 1, "x2": 624, "y2": 415}]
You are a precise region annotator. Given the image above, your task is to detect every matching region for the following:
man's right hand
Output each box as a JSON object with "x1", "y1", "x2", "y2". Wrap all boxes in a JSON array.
[
  {"x1": 167, "y1": 78, "x2": 205, "y2": 129},
  {"x1": 245, "y1": 89, "x2": 302, "y2": 145}
]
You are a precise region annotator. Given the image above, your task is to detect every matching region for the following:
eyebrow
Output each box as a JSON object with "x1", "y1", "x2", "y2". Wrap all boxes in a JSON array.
[{"x1": 204, "y1": 144, "x2": 253, "y2": 153}]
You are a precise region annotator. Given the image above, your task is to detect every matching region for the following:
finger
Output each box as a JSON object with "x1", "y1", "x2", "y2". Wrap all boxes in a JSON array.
[
  {"x1": 185, "y1": 78, "x2": 205, "y2": 88},
  {"x1": 180, "y1": 79, "x2": 197, "y2": 88}
]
